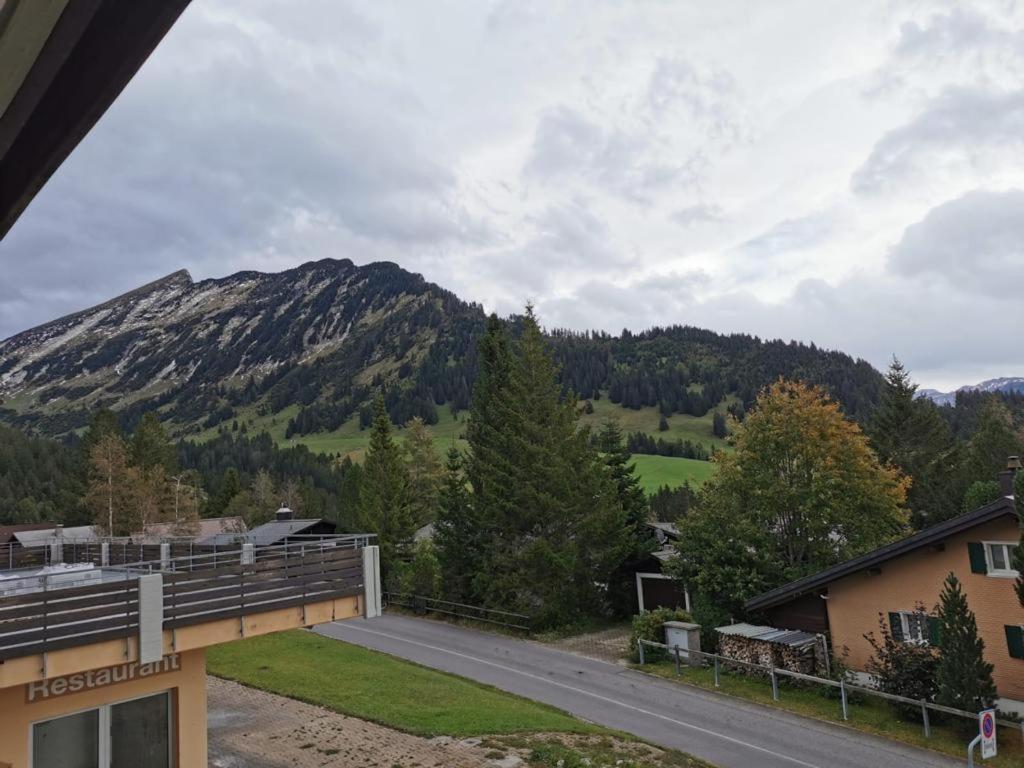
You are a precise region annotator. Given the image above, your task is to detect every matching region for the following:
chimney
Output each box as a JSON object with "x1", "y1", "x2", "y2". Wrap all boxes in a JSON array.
[
  {"x1": 998, "y1": 456, "x2": 1021, "y2": 497},
  {"x1": 275, "y1": 505, "x2": 295, "y2": 522}
]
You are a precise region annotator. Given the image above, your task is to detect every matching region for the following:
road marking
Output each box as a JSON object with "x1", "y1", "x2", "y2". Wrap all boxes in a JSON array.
[{"x1": 331, "y1": 622, "x2": 822, "y2": 768}]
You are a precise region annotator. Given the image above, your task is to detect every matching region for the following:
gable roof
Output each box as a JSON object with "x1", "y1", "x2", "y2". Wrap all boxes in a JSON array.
[
  {"x1": 745, "y1": 496, "x2": 1018, "y2": 613},
  {"x1": 200, "y1": 518, "x2": 333, "y2": 547}
]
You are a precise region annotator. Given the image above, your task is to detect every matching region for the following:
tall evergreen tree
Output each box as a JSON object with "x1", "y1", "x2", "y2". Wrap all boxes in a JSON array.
[
  {"x1": 434, "y1": 446, "x2": 482, "y2": 602},
  {"x1": 130, "y1": 413, "x2": 177, "y2": 473},
  {"x1": 596, "y1": 420, "x2": 655, "y2": 615},
  {"x1": 359, "y1": 393, "x2": 414, "y2": 577},
  {"x1": 869, "y1": 358, "x2": 958, "y2": 528},
  {"x1": 405, "y1": 417, "x2": 443, "y2": 527},
  {"x1": 474, "y1": 307, "x2": 629, "y2": 625},
  {"x1": 963, "y1": 399, "x2": 1023, "y2": 490},
  {"x1": 935, "y1": 572, "x2": 997, "y2": 713}
]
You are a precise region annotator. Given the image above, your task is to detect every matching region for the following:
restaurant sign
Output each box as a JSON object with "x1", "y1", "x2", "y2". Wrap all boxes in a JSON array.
[{"x1": 26, "y1": 654, "x2": 181, "y2": 702}]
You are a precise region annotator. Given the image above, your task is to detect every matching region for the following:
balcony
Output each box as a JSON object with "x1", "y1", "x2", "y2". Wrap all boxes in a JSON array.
[{"x1": 0, "y1": 535, "x2": 378, "y2": 666}]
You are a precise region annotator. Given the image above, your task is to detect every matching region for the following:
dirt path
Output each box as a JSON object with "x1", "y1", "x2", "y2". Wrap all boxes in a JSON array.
[{"x1": 207, "y1": 676, "x2": 494, "y2": 768}]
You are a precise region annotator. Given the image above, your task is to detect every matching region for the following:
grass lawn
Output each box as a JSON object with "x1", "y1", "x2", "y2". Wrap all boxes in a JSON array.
[
  {"x1": 578, "y1": 396, "x2": 731, "y2": 453},
  {"x1": 632, "y1": 455, "x2": 717, "y2": 493},
  {"x1": 637, "y1": 661, "x2": 1024, "y2": 768},
  {"x1": 207, "y1": 629, "x2": 601, "y2": 738}
]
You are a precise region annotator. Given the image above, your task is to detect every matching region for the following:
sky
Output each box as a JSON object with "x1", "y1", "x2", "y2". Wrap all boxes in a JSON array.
[{"x1": 2, "y1": 0, "x2": 1024, "y2": 391}]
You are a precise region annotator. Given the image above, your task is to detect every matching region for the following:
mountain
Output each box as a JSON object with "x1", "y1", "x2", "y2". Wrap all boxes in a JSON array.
[
  {"x1": 0, "y1": 259, "x2": 885, "y2": 439},
  {"x1": 918, "y1": 377, "x2": 1024, "y2": 407}
]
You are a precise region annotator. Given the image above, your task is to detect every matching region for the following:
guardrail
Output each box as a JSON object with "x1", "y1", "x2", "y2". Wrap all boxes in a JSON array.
[
  {"x1": 0, "y1": 536, "x2": 372, "y2": 661},
  {"x1": 384, "y1": 592, "x2": 532, "y2": 632},
  {"x1": 637, "y1": 638, "x2": 1024, "y2": 744}
]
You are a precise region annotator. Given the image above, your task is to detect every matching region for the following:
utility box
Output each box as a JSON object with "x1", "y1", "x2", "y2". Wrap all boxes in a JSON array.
[{"x1": 664, "y1": 621, "x2": 702, "y2": 666}]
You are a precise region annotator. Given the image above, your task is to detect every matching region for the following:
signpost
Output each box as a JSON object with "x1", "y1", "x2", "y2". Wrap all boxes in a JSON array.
[{"x1": 979, "y1": 709, "x2": 997, "y2": 759}]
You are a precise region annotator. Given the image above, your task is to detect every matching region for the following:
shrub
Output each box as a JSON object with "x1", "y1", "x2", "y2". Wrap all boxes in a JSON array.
[
  {"x1": 864, "y1": 609, "x2": 937, "y2": 717},
  {"x1": 629, "y1": 607, "x2": 692, "y2": 662}
]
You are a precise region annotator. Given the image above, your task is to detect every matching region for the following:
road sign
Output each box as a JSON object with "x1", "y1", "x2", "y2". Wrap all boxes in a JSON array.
[{"x1": 979, "y1": 708, "x2": 997, "y2": 759}]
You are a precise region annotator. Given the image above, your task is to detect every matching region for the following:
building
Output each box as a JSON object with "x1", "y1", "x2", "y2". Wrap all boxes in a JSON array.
[
  {"x1": 0, "y1": 533, "x2": 381, "y2": 767},
  {"x1": 199, "y1": 506, "x2": 336, "y2": 547},
  {"x1": 746, "y1": 462, "x2": 1024, "y2": 711},
  {"x1": 635, "y1": 522, "x2": 691, "y2": 613}
]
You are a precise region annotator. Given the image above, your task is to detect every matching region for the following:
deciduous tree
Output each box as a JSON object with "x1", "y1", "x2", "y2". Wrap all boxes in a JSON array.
[{"x1": 673, "y1": 379, "x2": 909, "y2": 619}]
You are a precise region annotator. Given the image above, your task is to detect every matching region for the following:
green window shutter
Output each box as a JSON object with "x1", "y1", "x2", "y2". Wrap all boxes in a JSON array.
[
  {"x1": 928, "y1": 616, "x2": 942, "y2": 647},
  {"x1": 967, "y1": 542, "x2": 988, "y2": 574},
  {"x1": 1006, "y1": 626, "x2": 1024, "y2": 660},
  {"x1": 888, "y1": 612, "x2": 904, "y2": 642}
]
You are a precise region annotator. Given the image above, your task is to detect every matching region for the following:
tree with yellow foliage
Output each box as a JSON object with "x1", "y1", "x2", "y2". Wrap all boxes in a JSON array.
[{"x1": 671, "y1": 379, "x2": 910, "y2": 623}]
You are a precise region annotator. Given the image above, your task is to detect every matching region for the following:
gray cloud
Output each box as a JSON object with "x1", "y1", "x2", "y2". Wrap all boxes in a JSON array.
[
  {"x1": 2, "y1": 0, "x2": 1024, "y2": 389},
  {"x1": 852, "y1": 87, "x2": 1024, "y2": 194},
  {"x1": 889, "y1": 188, "x2": 1024, "y2": 297}
]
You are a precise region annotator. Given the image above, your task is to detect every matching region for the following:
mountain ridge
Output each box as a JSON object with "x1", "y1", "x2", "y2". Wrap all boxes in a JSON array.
[
  {"x1": 0, "y1": 258, "x2": 884, "y2": 438},
  {"x1": 917, "y1": 377, "x2": 1024, "y2": 406}
]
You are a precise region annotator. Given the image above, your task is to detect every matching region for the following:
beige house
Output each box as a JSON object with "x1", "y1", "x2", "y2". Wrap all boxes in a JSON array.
[
  {"x1": 747, "y1": 484, "x2": 1024, "y2": 711},
  {"x1": 0, "y1": 536, "x2": 380, "y2": 767}
]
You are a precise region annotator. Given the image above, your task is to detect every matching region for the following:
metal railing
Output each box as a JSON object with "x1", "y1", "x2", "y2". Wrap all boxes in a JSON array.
[
  {"x1": 384, "y1": 592, "x2": 532, "y2": 632},
  {"x1": 637, "y1": 638, "x2": 1024, "y2": 744},
  {"x1": 0, "y1": 535, "x2": 374, "y2": 661}
]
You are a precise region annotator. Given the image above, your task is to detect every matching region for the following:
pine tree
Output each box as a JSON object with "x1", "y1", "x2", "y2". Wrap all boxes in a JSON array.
[
  {"x1": 359, "y1": 393, "x2": 414, "y2": 576},
  {"x1": 597, "y1": 420, "x2": 656, "y2": 615},
  {"x1": 130, "y1": 413, "x2": 177, "y2": 473},
  {"x1": 475, "y1": 307, "x2": 629, "y2": 625},
  {"x1": 869, "y1": 358, "x2": 958, "y2": 528},
  {"x1": 434, "y1": 446, "x2": 481, "y2": 601},
  {"x1": 405, "y1": 417, "x2": 443, "y2": 527},
  {"x1": 936, "y1": 572, "x2": 997, "y2": 713}
]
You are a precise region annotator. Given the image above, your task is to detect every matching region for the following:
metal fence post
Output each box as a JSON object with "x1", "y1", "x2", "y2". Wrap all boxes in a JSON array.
[
  {"x1": 770, "y1": 667, "x2": 779, "y2": 701},
  {"x1": 714, "y1": 656, "x2": 720, "y2": 687},
  {"x1": 921, "y1": 701, "x2": 931, "y2": 739},
  {"x1": 674, "y1": 646, "x2": 681, "y2": 675},
  {"x1": 638, "y1": 640, "x2": 646, "y2": 665},
  {"x1": 840, "y1": 679, "x2": 848, "y2": 720}
]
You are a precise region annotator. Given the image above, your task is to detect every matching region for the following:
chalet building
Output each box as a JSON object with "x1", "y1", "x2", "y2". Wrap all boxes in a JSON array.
[
  {"x1": 0, "y1": 534, "x2": 381, "y2": 767},
  {"x1": 746, "y1": 461, "x2": 1024, "y2": 711},
  {"x1": 635, "y1": 522, "x2": 691, "y2": 613}
]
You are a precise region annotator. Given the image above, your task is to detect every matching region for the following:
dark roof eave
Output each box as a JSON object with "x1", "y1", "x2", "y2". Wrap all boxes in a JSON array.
[{"x1": 745, "y1": 497, "x2": 1018, "y2": 613}]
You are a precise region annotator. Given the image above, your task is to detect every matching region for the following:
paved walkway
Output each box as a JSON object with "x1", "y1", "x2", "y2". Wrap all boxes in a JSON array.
[{"x1": 317, "y1": 615, "x2": 960, "y2": 768}]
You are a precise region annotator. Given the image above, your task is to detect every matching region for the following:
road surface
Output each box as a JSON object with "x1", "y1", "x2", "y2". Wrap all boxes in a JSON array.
[{"x1": 316, "y1": 614, "x2": 959, "y2": 768}]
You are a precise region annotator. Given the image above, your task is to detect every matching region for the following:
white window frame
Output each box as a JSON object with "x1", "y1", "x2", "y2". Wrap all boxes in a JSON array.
[
  {"x1": 896, "y1": 610, "x2": 929, "y2": 645},
  {"x1": 29, "y1": 689, "x2": 174, "y2": 768},
  {"x1": 983, "y1": 541, "x2": 1020, "y2": 578},
  {"x1": 635, "y1": 572, "x2": 691, "y2": 614}
]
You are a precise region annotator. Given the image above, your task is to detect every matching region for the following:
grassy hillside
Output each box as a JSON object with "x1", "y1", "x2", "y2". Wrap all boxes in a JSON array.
[
  {"x1": 195, "y1": 396, "x2": 720, "y2": 492},
  {"x1": 631, "y1": 455, "x2": 716, "y2": 493}
]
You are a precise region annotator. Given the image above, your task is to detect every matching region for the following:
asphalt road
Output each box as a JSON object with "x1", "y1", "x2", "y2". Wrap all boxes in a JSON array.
[{"x1": 316, "y1": 614, "x2": 960, "y2": 768}]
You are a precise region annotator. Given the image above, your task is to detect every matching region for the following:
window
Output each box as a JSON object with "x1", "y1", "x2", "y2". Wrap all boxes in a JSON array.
[
  {"x1": 888, "y1": 610, "x2": 940, "y2": 646},
  {"x1": 31, "y1": 691, "x2": 172, "y2": 768},
  {"x1": 984, "y1": 542, "x2": 1019, "y2": 577}
]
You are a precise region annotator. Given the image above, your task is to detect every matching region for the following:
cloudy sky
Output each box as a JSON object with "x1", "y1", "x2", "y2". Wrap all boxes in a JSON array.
[{"x1": 3, "y1": 0, "x2": 1024, "y2": 390}]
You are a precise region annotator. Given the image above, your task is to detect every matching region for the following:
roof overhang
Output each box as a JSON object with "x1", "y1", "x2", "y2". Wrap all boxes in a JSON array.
[
  {"x1": 745, "y1": 496, "x2": 1018, "y2": 613},
  {"x1": 0, "y1": 0, "x2": 192, "y2": 239}
]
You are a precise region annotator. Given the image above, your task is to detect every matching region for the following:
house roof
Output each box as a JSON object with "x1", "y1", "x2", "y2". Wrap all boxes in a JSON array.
[
  {"x1": 200, "y1": 518, "x2": 330, "y2": 547},
  {"x1": 0, "y1": 523, "x2": 54, "y2": 544},
  {"x1": 0, "y1": 0, "x2": 193, "y2": 238},
  {"x1": 133, "y1": 517, "x2": 247, "y2": 543},
  {"x1": 13, "y1": 525, "x2": 99, "y2": 546},
  {"x1": 745, "y1": 496, "x2": 1018, "y2": 613}
]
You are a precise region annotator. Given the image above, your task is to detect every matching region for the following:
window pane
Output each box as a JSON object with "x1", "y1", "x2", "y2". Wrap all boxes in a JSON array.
[
  {"x1": 991, "y1": 544, "x2": 1008, "y2": 571},
  {"x1": 33, "y1": 709, "x2": 99, "y2": 768},
  {"x1": 110, "y1": 692, "x2": 171, "y2": 768}
]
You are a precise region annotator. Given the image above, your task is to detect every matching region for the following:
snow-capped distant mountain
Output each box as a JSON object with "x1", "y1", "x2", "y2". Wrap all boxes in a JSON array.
[{"x1": 918, "y1": 377, "x2": 1024, "y2": 406}]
